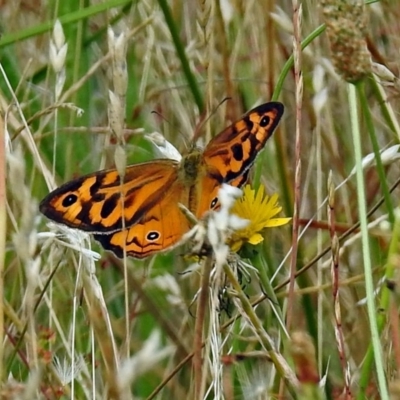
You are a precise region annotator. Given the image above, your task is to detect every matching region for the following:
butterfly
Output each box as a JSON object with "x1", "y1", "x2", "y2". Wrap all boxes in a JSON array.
[{"x1": 40, "y1": 102, "x2": 284, "y2": 258}]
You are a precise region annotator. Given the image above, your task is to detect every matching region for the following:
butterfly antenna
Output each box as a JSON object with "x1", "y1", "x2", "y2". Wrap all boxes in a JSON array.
[
  {"x1": 151, "y1": 110, "x2": 173, "y2": 126},
  {"x1": 192, "y1": 97, "x2": 232, "y2": 143}
]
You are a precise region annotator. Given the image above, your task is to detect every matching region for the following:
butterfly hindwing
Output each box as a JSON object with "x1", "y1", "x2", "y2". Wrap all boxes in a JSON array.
[{"x1": 93, "y1": 180, "x2": 191, "y2": 258}]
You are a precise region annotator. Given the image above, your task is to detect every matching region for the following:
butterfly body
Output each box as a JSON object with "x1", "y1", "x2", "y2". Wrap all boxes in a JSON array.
[{"x1": 40, "y1": 102, "x2": 284, "y2": 258}]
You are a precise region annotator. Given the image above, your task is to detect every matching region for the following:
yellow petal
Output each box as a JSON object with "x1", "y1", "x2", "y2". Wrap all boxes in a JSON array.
[
  {"x1": 248, "y1": 233, "x2": 264, "y2": 245},
  {"x1": 264, "y1": 217, "x2": 292, "y2": 227}
]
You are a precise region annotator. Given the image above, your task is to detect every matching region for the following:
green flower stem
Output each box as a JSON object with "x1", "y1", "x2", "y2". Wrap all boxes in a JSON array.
[
  {"x1": 223, "y1": 264, "x2": 298, "y2": 396},
  {"x1": 358, "y1": 212, "x2": 400, "y2": 397},
  {"x1": 348, "y1": 83, "x2": 389, "y2": 400},
  {"x1": 272, "y1": 24, "x2": 326, "y2": 102}
]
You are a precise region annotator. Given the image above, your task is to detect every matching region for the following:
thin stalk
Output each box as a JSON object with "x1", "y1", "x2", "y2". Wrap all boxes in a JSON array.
[
  {"x1": 157, "y1": 0, "x2": 204, "y2": 112},
  {"x1": 357, "y1": 209, "x2": 400, "y2": 396},
  {"x1": 348, "y1": 83, "x2": 388, "y2": 400},
  {"x1": 0, "y1": 109, "x2": 5, "y2": 381},
  {"x1": 193, "y1": 255, "x2": 213, "y2": 400}
]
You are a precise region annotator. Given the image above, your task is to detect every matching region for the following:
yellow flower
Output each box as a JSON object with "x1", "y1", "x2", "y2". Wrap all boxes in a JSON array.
[{"x1": 229, "y1": 185, "x2": 291, "y2": 253}]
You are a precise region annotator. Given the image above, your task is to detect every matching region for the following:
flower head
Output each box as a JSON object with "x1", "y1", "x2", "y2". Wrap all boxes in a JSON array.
[{"x1": 229, "y1": 185, "x2": 291, "y2": 253}]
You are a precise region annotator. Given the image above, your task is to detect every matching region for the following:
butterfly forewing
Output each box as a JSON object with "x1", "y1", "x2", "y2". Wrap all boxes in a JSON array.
[
  {"x1": 202, "y1": 102, "x2": 284, "y2": 184},
  {"x1": 194, "y1": 102, "x2": 284, "y2": 218},
  {"x1": 39, "y1": 160, "x2": 180, "y2": 233}
]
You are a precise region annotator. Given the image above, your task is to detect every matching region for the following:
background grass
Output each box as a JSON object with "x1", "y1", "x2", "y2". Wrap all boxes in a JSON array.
[{"x1": 1, "y1": 0, "x2": 400, "y2": 399}]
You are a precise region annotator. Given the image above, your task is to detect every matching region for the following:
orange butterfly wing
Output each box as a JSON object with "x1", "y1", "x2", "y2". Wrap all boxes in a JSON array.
[
  {"x1": 203, "y1": 102, "x2": 283, "y2": 183},
  {"x1": 195, "y1": 102, "x2": 284, "y2": 217},
  {"x1": 39, "y1": 160, "x2": 193, "y2": 258},
  {"x1": 39, "y1": 159, "x2": 181, "y2": 233}
]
